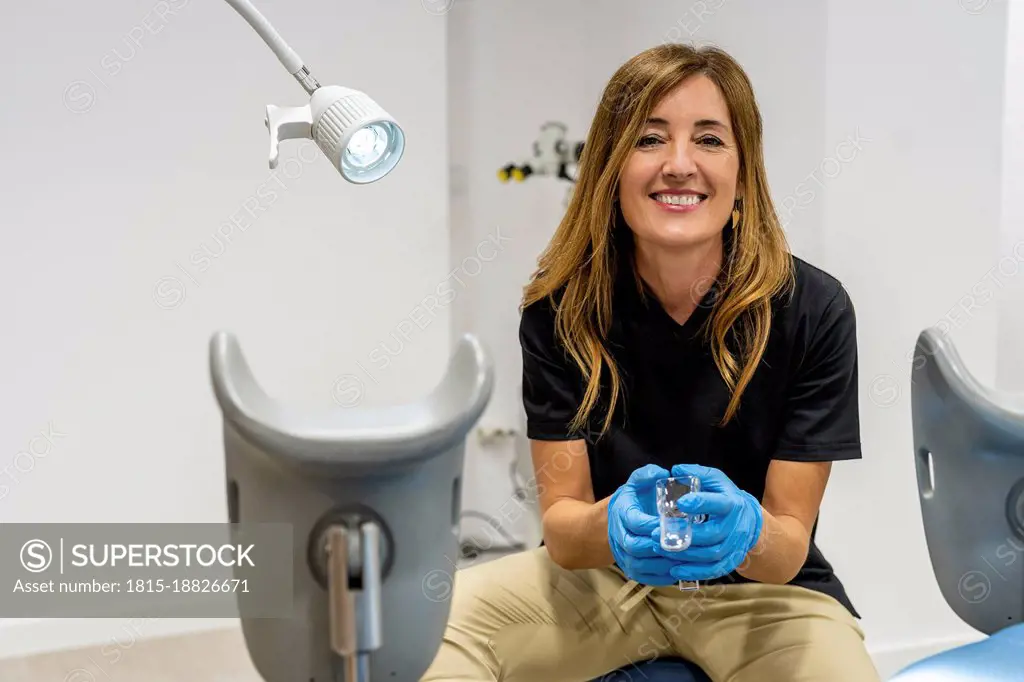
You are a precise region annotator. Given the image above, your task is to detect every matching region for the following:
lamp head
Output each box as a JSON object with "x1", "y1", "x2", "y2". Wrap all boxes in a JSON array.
[
  {"x1": 265, "y1": 85, "x2": 405, "y2": 184},
  {"x1": 310, "y1": 85, "x2": 405, "y2": 184}
]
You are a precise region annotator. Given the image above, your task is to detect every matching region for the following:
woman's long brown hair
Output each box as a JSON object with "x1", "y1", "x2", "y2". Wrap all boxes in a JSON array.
[{"x1": 521, "y1": 43, "x2": 794, "y2": 436}]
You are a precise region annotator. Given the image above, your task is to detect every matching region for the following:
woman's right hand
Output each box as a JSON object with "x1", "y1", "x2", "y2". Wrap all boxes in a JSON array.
[{"x1": 606, "y1": 464, "x2": 680, "y2": 586}]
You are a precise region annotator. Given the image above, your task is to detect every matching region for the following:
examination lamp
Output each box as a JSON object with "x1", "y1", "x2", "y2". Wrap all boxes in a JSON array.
[{"x1": 223, "y1": 0, "x2": 406, "y2": 184}]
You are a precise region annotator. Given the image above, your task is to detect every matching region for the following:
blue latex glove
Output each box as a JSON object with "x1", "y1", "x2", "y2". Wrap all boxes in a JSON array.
[
  {"x1": 654, "y1": 463, "x2": 764, "y2": 582},
  {"x1": 607, "y1": 464, "x2": 681, "y2": 586}
]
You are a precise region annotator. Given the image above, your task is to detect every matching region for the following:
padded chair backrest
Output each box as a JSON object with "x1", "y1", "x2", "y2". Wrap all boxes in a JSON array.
[
  {"x1": 911, "y1": 327, "x2": 1024, "y2": 635},
  {"x1": 209, "y1": 331, "x2": 493, "y2": 682}
]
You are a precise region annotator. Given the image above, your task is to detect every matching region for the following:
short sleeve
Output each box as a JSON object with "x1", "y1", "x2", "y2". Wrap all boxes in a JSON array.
[
  {"x1": 519, "y1": 297, "x2": 585, "y2": 441},
  {"x1": 773, "y1": 287, "x2": 862, "y2": 461}
]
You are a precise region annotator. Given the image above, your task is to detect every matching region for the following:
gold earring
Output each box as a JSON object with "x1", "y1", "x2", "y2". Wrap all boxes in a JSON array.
[{"x1": 732, "y1": 206, "x2": 741, "y2": 227}]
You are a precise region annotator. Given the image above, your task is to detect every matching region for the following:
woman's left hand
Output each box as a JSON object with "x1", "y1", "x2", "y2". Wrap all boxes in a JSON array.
[{"x1": 652, "y1": 463, "x2": 764, "y2": 582}]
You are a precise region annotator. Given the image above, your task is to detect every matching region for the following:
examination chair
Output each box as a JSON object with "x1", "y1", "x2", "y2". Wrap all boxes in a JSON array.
[
  {"x1": 210, "y1": 331, "x2": 494, "y2": 682},
  {"x1": 890, "y1": 327, "x2": 1024, "y2": 679}
]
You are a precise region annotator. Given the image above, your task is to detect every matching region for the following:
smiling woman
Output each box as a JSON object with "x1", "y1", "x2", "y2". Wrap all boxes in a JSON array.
[{"x1": 421, "y1": 42, "x2": 879, "y2": 682}]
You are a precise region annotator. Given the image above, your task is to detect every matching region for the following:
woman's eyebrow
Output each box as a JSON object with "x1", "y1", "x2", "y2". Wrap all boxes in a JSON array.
[
  {"x1": 694, "y1": 118, "x2": 729, "y2": 131},
  {"x1": 644, "y1": 117, "x2": 729, "y2": 131}
]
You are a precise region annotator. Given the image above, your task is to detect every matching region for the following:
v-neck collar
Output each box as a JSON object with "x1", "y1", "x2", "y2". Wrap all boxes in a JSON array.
[{"x1": 612, "y1": 215, "x2": 735, "y2": 339}]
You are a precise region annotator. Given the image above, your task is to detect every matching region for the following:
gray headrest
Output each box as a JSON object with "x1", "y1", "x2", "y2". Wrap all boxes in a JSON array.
[
  {"x1": 209, "y1": 331, "x2": 494, "y2": 475},
  {"x1": 911, "y1": 327, "x2": 1024, "y2": 635}
]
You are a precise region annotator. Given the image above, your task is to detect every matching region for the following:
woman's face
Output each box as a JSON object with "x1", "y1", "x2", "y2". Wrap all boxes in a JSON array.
[{"x1": 617, "y1": 75, "x2": 742, "y2": 251}]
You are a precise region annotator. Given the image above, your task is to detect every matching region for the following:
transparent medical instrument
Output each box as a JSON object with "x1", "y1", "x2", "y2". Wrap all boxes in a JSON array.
[{"x1": 655, "y1": 475, "x2": 702, "y2": 591}]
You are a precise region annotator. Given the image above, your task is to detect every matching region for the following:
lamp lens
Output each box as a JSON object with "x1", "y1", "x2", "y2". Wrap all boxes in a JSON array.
[
  {"x1": 345, "y1": 124, "x2": 389, "y2": 167},
  {"x1": 340, "y1": 121, "x2": 404, "y2": 183}
]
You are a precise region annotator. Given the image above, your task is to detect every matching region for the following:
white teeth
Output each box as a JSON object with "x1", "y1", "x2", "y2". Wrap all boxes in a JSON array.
[{"x1": 654, "y1": 193, "x2": 704, "y2": 206}]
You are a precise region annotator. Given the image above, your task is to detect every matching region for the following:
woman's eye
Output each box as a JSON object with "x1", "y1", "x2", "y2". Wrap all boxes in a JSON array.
[
  {"x1": 637, "y1": 135, "x2": 662, "y2": 147},
  {"x1": 699, "y1": 136, "x2": 724, "y2": 146}
]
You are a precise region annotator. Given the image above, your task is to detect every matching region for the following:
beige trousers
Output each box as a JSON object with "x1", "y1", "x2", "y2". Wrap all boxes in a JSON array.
[{"x1": 420, "y1": 547, "x2": 880, "y2": 682}]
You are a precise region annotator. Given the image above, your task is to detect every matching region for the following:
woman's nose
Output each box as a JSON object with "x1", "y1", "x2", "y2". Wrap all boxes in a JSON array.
[{"x1": 662, "y1": 141, "x2": 697, "y2": 177}]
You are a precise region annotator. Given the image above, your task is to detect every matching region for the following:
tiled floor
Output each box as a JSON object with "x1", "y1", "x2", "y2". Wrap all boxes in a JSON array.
[
  {"x1": 0, "y1": 626, "x2": 262, "y2": 682},
  {"x1": 0, "y1": 549, "x2": 519, "y2": 681}
]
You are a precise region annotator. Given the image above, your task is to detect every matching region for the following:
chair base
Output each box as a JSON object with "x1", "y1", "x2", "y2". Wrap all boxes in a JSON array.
[{"x1": 891, "y1": 623, "x2": 1024, "y2": 680}]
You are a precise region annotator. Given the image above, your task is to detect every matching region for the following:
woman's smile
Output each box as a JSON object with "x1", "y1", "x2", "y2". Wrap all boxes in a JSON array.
[{"x1": 650, "y1": 191, "x2": 708, "y2": 213}]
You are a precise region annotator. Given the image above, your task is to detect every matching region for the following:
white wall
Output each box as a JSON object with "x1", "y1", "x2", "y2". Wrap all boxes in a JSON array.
[
  {"x1": 0, "y1": 0, "x2": 448, "y2": 658},
  {"x1": 819, "y1": 0, "x2": 1008, "y2": 672},
  {"x1": 448, "y1": 0, "x2": 1013, "y2": 678},
  {"x1": 998, "y1": 0, "x2": 1024, "y2": 391}
]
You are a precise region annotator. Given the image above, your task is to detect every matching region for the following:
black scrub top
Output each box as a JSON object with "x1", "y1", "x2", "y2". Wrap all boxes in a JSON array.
[{"x1": 519, "y1": 226, "x2": 863, "y2": 618}]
